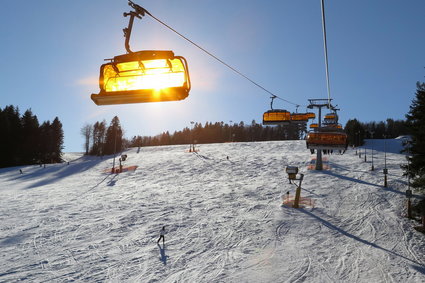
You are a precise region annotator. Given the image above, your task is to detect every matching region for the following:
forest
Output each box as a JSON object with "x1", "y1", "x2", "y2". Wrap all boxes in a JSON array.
[
  {"x1": 0, "y1": 105, "x2": 64, "y2": 168},
  {"x1": 128, "y1": 120, "x2": 306, "y2": 148}
]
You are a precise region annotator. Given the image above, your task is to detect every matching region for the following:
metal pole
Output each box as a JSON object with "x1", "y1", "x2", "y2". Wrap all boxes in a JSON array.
[
  {"x1": 384, "y1": 136, "x2": 387, "y2": 187},
  {"x1": 355, "y1": 131, "x2": 358, "y2": 155},
  {"x1": 190, "y1": 121, "x2": 194, "y2": 152},
  {"x1": 384, "y1": 172, "x2": 388, "y2": 187},
  {"x1": 407, "y1": 140, "x2": 410, "y2": 191},
  {"x1": 371, "y1": 132, "x2": 374, "y2": 171},
  {"x1": 364, "y1": 147, "x2": 367, "y2": 162},
  {"x1": 316, "y1": 107, "x2": 323, "y2": 170},
  {"x1": 405, "y1": 138, "x2": 412, "y2": 218},
  {"x1": 384, "y1": 136, "x2": 387, "y2": 168},
  {"x1": 359, "y1": 131, "x2": 362, "y2": 158},
  {"x1": 229, "y1": 120, "x2": 233, "y2": 142},
  {"x1": 112, "y1": 128, "x2": 117, "y2": 173}
]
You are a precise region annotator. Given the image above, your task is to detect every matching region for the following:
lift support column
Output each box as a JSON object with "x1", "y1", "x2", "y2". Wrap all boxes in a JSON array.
[{"x1": 308, "y1": 99, "x2": 332, "y2": 170}]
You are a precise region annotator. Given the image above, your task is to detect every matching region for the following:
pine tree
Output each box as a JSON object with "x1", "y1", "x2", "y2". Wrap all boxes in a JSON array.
[
  {"x1": 344, "y1": 119, "x2": 365, "y2": 147},
  {"x1": 404, "y1": 82, "x2": 425, "y2": 191},
  {"x1": 51, "y1": 117, "x2": 64, "y2": 162},
  {"x1": 104, "y1": 116, "x2": 123, "y2": 155},
  {"x1": 21, "y1": 109, "x2": 40, "y2": 164},
  {"x1": 91, "y1": 120, "x2": 106, "y2": 155},
  {"x1": 0, "y1": 106, "x2": 22, "y2": 167},
  {"x1": 39, "y1": 121, "x2": 53, "y2": 163}
]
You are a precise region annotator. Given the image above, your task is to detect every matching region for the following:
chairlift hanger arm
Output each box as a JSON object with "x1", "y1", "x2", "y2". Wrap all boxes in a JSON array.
[
  {"x1": 123, "y1": 1, "x2": 152, "y2": 53},
  {"x1": 270, "y1": 95, "x2": 276, "y2": 110}
]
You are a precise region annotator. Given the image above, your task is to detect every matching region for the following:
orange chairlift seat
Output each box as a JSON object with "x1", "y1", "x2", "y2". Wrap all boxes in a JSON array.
[
  {"x1": 263, "y1": 95, "x2": 292, "y2": 125},
  {"x1": 306, "y1": 112, "x2": 316, "y2": 120},
  {"x1": 290, "y1": 113, "x2": 309, "y2": 124},
  {"x1": 309, "y1": 123, "x2": 319, "y2": 129},
  {"x1": 263, "y1": 109, "x2": 291, "y2": 125},
  {"x1": 324, "y1": 113, "x2": 337, "y2": 120},
  {"x1": 91, "y1": 50, "x2": 190, "y2": 105},
  {"x1": 306, "y1": 130, "x2": 348, "y2": 150},
  {"x1": 322, "y1": 123, "x2": 343, "y2": 129},
  {"x1": 91, "y1": 1, "x2": 191, "y2": 105},
  {"x1": 323, "y1": 113, "x2": 338, "y2": 125}
]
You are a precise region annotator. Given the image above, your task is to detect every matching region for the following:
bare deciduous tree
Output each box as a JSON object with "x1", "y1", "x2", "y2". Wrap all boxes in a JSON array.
[{"x1": 80, "y1": 123, "x2": 92, "y2": 155}]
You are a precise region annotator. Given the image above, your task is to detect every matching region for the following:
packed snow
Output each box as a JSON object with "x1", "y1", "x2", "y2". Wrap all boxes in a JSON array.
[{"x1": 1, "y1": 139, "x2": 424, "y2": 282}]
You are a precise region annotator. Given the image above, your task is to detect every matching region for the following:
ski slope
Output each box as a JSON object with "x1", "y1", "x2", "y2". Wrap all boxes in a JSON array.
[{"x1": 0, "y1": 140, "x2": 424, "y2": 282}]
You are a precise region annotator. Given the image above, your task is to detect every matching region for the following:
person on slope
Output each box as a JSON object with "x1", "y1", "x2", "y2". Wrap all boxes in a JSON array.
[{"x1": 157, "y1": 226, "x2": 166, "y2": 244}]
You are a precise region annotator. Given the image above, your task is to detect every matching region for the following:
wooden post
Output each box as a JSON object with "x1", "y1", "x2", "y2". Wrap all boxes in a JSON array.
[
  {"x1": 292, "y1": 174, "x2": 304, "y2": 209},
  {"x1": 293, "y1": 186, "x2": 301, "y2": 208},
  {"x1": 407, "y1": 198, "x2": 412, "y2": 219}
]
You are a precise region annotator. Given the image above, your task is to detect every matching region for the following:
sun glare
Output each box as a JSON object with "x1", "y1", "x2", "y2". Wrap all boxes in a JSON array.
[{"x1": 103, "y1": 58, "x2": 186, "y2": 92}]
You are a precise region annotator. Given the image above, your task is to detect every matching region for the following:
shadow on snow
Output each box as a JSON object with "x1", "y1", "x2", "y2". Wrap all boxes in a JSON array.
[
  {"x1": 10, "y1": 156, "x2": 112, "y2": 189},
  {"x1": 300, "y1": 209, "x2": 425, "y2": 273}
]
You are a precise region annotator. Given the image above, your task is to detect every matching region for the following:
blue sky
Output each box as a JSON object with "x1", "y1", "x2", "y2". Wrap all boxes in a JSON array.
[{"x1": 1, "y1": 0, "x2": 424, "y2": 152}]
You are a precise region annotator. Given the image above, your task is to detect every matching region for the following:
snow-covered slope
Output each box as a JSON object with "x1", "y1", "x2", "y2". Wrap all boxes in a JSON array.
[{"x1": 1, "y1": 140, "x2": 424, "y2": 282}]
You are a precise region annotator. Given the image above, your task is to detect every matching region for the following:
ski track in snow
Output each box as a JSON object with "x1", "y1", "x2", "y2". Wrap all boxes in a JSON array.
[{"x1": 0, "y1": 140, "x2": 424, "y2": 282}]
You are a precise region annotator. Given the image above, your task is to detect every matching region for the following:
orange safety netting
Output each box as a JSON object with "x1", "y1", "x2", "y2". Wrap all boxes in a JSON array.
[
  {"x1": 281, "y1": 195, "x2": 315, "y2": 208},
  {"x1": 307, "y1": 157, "x2": 330, "y2": 170}
]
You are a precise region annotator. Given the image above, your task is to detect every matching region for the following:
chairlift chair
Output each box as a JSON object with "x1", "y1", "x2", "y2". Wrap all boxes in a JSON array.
[
  {"x1": 306, "y1": 130, "x2": 348, "y2": 151},
  {"x1": 309, "y1": 123, "x2": 319, "y2": 129},
  {"x1": 290, "y1": 113, "x2": 309, "y2": 124},
  {"x1": 91, "y1": 1, "x2": 191, "y2": 105},
  {"x1": 263, "y1": 109, "x2": 291, "y2": 125},
  {"x1": 91, "y1": 50, "x2": 190, "y2": 105},
  {"x1": 306, "y1": 112, "x2": 316, "y2": 120}
]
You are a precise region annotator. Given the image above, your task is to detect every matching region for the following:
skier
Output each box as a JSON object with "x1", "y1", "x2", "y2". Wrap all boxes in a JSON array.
[{"x1": 157, "y1": 226, "x2": 166, "y2": 244}]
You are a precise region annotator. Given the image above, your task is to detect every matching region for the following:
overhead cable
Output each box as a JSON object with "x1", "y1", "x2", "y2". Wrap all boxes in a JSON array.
[
  {"x1": 320, "y1": 0, "x2": 332, "y2": 106},
  {"x1": 128, "y1": 0, "x2": 302, "y2": 107}
]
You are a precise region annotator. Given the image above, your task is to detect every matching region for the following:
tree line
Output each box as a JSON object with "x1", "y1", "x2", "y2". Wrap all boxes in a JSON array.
[
  {"x1": 128, "y1": 121, "x2": 306, "y2": 148},
  {"x1": 0, "y1": 105, "x2": 64, "y2": 168},
  {"x1": 344, "y1": 118, "x2": 409, "y2": 147},
  {"x1": 82, "y1": 119, "x2": 305, "y2": 155}
]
